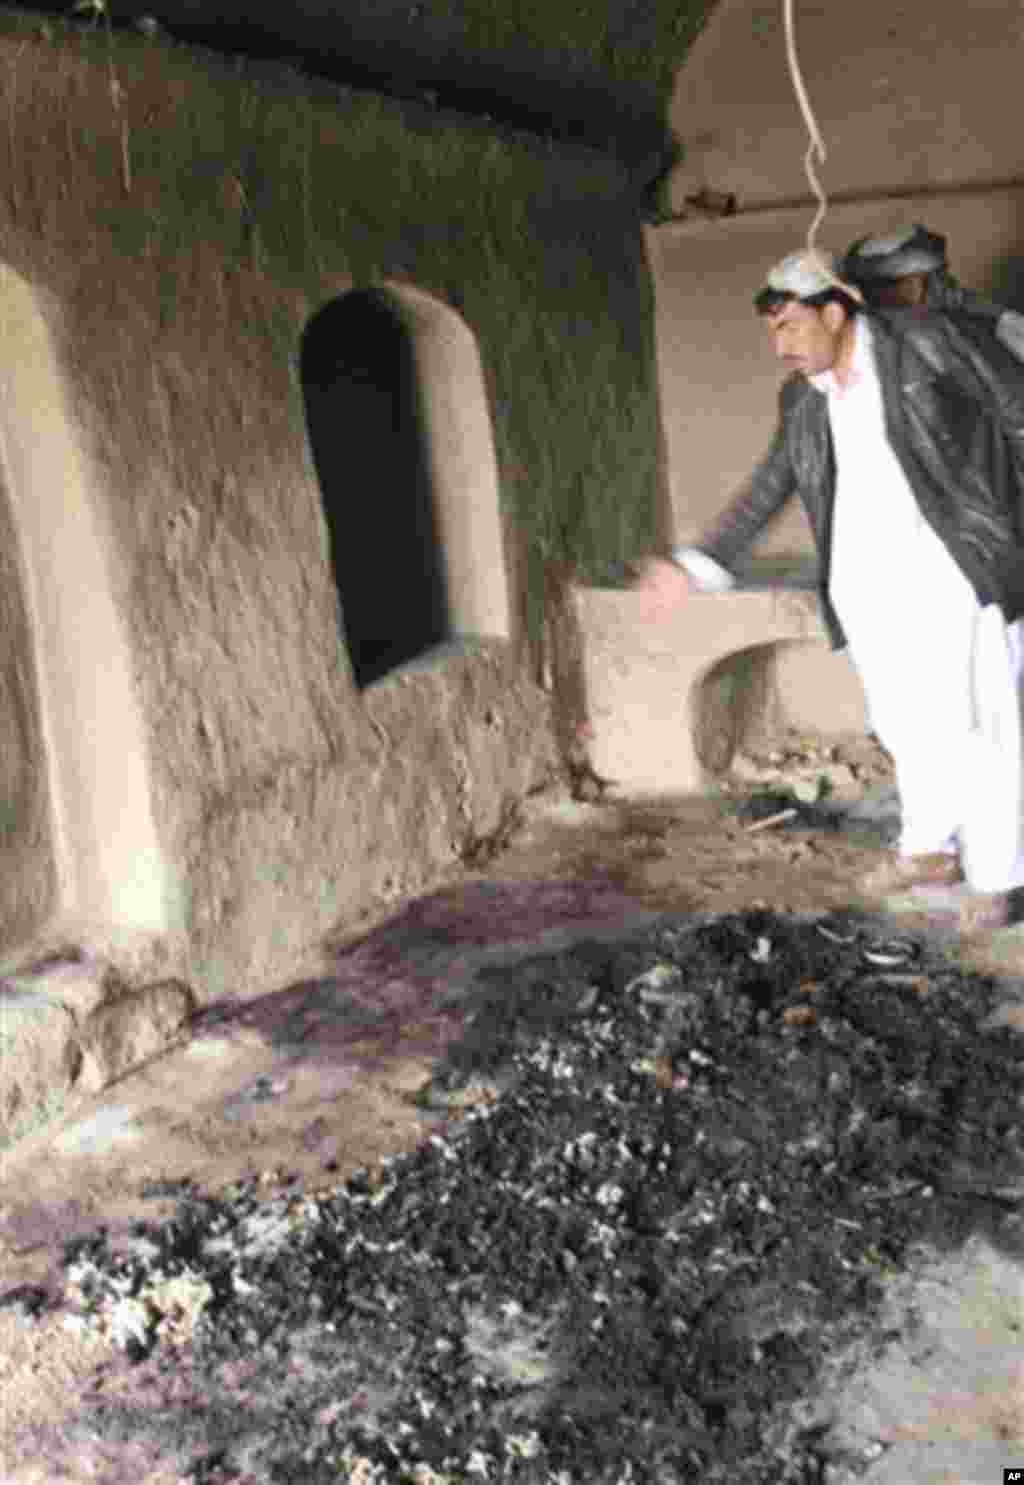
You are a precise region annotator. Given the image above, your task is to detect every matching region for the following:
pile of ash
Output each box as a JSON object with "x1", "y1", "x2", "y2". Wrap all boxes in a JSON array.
[{"x1": 57, "y1": 910, "x2": 1024, "y2": 1484}]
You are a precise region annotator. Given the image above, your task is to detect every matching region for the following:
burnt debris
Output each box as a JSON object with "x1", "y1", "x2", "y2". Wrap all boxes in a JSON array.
[{"x1": 54, "y1": 909, "x2": 1024, "y2": 1483}]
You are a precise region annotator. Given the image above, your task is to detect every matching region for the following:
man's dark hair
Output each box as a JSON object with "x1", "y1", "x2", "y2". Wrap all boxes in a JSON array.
[{"x1": 753, "y1": 285, "x2": 861, "y2": 318}]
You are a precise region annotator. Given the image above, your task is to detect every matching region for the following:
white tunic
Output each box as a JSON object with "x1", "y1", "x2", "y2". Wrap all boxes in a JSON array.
[{"x1": 811, "y1": 319, "x2": 1024, "y2": 889}]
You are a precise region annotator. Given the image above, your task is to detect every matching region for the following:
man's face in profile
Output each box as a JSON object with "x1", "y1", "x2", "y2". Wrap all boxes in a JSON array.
[{"x1": 763, "y1": 298, "x2": 848, "y2": 378}]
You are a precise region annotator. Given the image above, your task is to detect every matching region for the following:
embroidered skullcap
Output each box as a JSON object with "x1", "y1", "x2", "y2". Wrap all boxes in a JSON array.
[
  {"x1": 763, "y1": 249, "x2": 845, "y2": 300},
  {"x1": 843, "y1": 224, "x2": 947, "y2": 281}
]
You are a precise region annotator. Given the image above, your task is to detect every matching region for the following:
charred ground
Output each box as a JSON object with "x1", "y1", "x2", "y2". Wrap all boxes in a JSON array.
[{"x1": 50, "y1": 906, "x2": 1024, "y2": 1484}]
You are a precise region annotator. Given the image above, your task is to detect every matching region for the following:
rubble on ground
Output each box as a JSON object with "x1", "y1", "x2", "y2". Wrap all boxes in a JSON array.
[{"x1": 723, "y1": 729, "x2": 894, "y2": 806}]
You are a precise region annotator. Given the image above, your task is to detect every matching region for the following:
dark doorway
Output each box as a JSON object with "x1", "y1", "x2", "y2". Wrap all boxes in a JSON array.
[{"x1": 301, "y1": 289, "x2": 450, "y2": 689}]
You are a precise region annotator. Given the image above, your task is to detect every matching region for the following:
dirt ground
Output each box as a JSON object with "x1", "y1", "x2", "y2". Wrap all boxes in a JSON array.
[{"x1": 4, "y1": 730, "x2": 1023, "y2": 1483}]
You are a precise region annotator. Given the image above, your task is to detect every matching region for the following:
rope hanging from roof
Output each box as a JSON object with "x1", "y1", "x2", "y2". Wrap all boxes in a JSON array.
[
  {"x1": 782, "y1": 0, "x2": 863, "y2": 301},
  {"x1": 783, "y1": 0, "x2": 828, "y2": 252}
]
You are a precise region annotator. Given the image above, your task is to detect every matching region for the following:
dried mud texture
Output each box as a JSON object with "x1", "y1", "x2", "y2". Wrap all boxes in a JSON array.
[
  {"x1": 16, "y1": 908, "x2": 1024, "y2": 1484},
  {"x1": 0, "y1": 369, "x2": 58, "y2": 947}
]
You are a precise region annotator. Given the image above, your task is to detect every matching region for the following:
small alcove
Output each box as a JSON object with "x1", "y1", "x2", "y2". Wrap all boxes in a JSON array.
[{"x1": 300, "y1": 283, "x2": 510, "y2": 691}]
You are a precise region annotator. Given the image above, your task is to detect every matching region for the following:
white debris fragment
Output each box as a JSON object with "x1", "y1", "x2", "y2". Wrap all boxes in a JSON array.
[
  {"x1": 595, "y1": 1182, "x2": 624, "y2": 1209},
  {"x1": 145, "y1": 1268, "x2": 213, "y2": 1346},
  {"x1": 87, "y1": 1293, "x2": 151, "y2": 1351},
  {"x1": 625, "y1": 962, "x2": 682, "y2": 999},
  {"x1": 588, "y1": 1220, "x2": 619, "y2": 1259},
  {"x1": 505, "y1": 1430, "x2": 542, "y2": 1458},
  {"x1": 429, "y1": 1134, "x2": 459, "y2": 1161}
]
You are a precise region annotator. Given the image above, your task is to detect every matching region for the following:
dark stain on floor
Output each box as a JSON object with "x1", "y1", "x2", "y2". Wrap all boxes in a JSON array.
[{"x1": 38, "y1": 905, "x2": 1024, "y2": 1484}]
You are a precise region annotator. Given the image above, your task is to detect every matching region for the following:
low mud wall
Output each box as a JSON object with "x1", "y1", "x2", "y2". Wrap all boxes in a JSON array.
[{"x1": 179, "y1": 642, "x2": 559, "y2": 1001}]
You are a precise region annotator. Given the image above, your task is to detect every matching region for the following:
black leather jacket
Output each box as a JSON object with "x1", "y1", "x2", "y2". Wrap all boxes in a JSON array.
[{"x1": 695, "y1": 308, "x2": 1024, "y2": 648}]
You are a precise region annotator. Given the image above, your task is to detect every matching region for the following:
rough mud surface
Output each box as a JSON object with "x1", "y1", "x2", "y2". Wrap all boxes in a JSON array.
[{"x1": 16, "y1": 907, "x2": 1024, "y2": 1484}]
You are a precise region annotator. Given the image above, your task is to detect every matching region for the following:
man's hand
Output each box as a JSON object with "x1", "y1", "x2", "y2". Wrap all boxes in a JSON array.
[{"x1": 628, "y1": 556, "x2": 697, "y2": 620}]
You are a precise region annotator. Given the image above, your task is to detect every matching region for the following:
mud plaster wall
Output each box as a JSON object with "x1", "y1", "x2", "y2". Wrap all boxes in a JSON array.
[
  {"x1": 0, "y1": 267, "x2": 169, "y2": 960},
  {"x1": 0, "y1": 276, "x2": 558, "y2": 1003},
  {"x1": 121, "y1": 279, "x2": 554, "y2": 1001},
  {"x1": 77, "y1": 290, "x2": 556, "y2": 1001},
  {"x1": 188, "y1": 644, "x2": 553, "y2": 991},
  {"x1": 0, "y1": 463, "x2": 55, "y2": 947},
  {"x1": 0, "y1": 32, "x2": 602, "y2": 1000},
  {"x1": 0, "y1": 19, "x2": 663, "y2": 1003}
]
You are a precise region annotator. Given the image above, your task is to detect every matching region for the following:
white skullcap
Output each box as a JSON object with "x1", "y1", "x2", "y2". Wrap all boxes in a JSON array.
[{"x1": 763, "y1": 249, "x2": 843, "y2": 300}]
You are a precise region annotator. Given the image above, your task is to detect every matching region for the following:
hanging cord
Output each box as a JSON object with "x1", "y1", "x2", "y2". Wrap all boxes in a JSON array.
[
  {"x1": 783, "y1": 0, "x2": 827, "y2": 253},
  {"x1": 782, "y1": 0, "x2": 864, "y2": 300}
]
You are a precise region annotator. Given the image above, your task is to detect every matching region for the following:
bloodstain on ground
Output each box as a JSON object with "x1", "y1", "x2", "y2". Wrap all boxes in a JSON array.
[{"x1": 192, "y1": 876, "x2": 668, "y2": 1066}]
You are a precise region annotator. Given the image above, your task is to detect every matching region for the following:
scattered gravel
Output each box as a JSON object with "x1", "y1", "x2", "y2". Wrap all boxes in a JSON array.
[{"x1": 43, "y1": 909, "x2": 1024, "y2": 1484}]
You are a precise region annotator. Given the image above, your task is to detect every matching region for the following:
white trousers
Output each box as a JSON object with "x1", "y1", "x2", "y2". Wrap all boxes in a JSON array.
[{"x1": 846, "y1": 599, "x2": 1024, "y2": 893}]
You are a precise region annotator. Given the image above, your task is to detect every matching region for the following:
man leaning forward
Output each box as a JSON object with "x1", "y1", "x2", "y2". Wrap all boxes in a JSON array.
[{"x1": 633, "y1": 250, "x2": 1024, "y2": 934}]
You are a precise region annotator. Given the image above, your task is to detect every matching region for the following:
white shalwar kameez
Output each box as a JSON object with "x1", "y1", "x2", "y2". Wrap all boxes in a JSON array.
[
  {"x1": 680, "y1": 317, "x2": 1024, "y2": 892},
  {"x1": 810, "y1": 319, "x2": 1024, "y2": 891}
]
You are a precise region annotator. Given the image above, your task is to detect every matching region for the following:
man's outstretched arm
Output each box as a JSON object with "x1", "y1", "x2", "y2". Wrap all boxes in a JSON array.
[{"x1": 632, "y1": 389, "x2": 799, "y2": 615}]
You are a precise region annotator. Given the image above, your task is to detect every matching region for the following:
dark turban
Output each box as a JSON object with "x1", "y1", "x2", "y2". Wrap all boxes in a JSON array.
[{"x1": 842, "y1": 224, "x2": 948, "y2": 283}]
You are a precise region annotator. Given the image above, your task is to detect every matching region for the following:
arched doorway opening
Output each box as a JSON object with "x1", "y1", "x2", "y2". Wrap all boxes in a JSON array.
[{"x1": 300, "y1": 284, "x2": 510, "y2": 690}]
